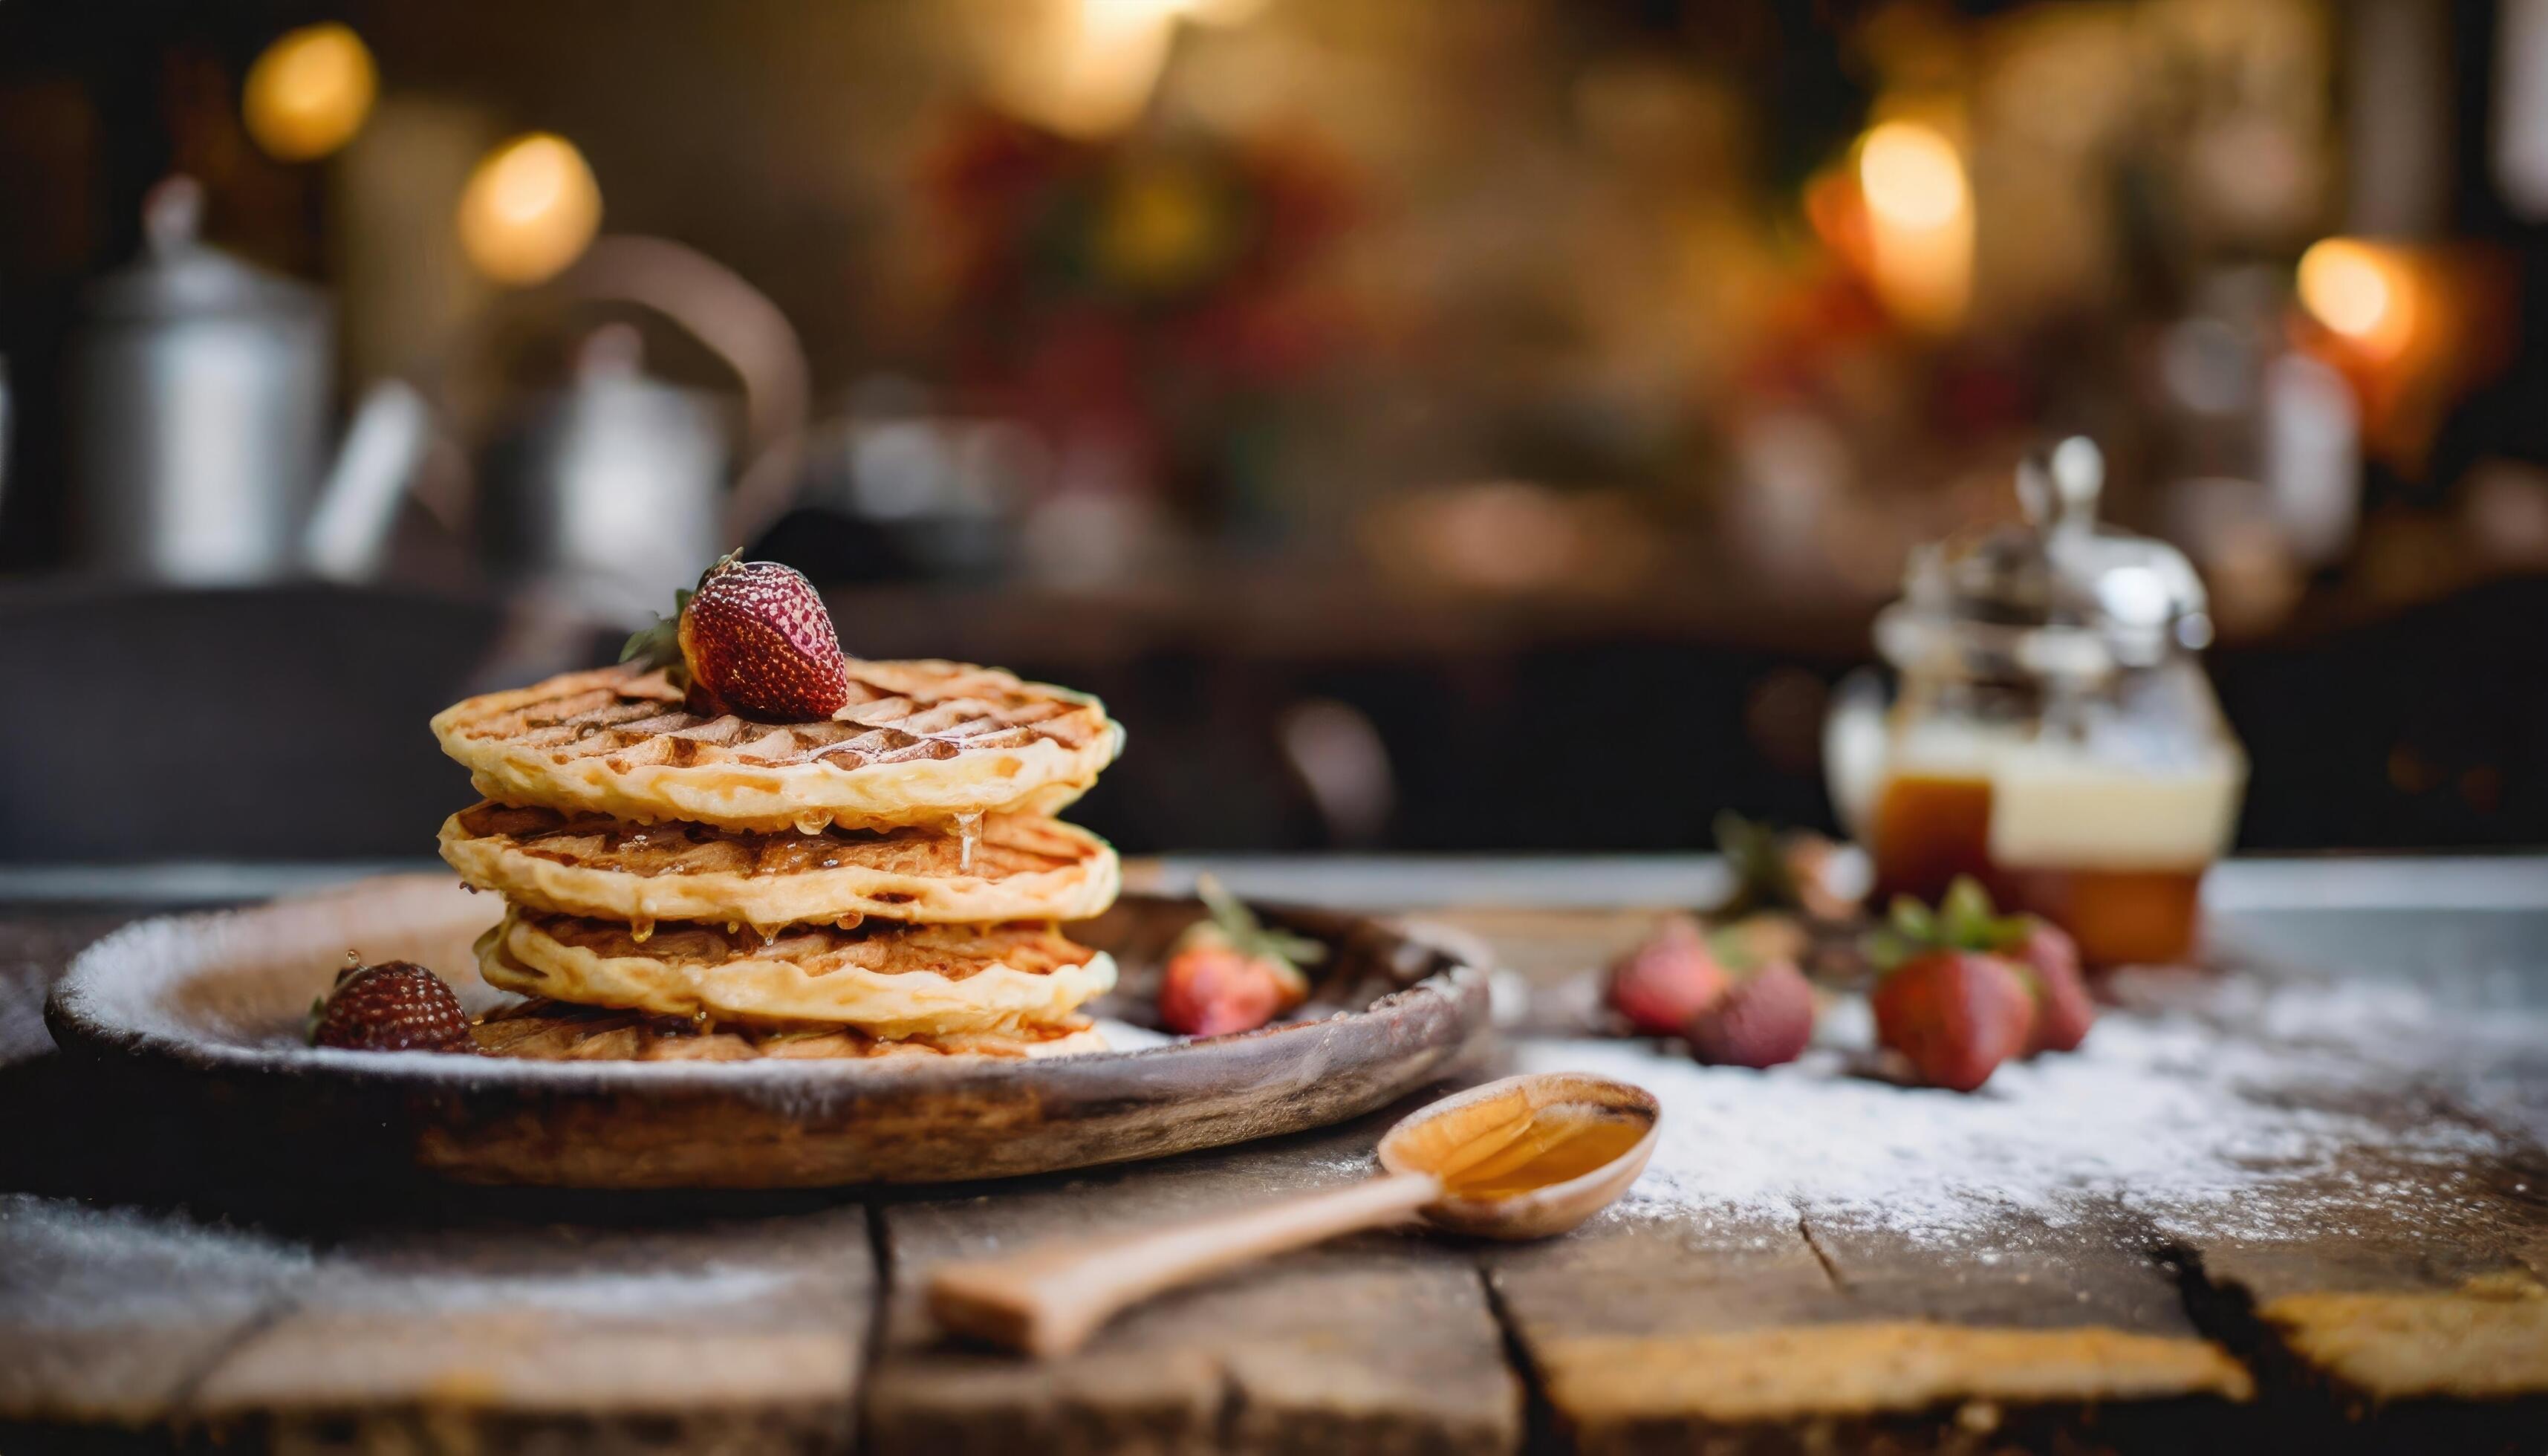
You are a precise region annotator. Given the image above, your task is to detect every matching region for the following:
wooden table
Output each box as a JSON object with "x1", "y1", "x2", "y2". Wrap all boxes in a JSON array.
[{"x1": 3, "y1": 857, "x2": 2544, "y2": 1454}]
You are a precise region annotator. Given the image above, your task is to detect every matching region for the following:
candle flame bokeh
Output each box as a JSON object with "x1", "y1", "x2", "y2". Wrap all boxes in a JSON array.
[
  {"x1": 241, "y1": 22, "x2": 377, "y2": 162},
  {"x1": 456, "y1": 133, "x2": 602, "y2": 286}
]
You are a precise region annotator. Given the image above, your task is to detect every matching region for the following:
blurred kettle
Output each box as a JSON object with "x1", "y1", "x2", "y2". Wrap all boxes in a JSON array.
[
  {"x1": 476, "y1": 322, "x2": 729, "y2": 623},
  {"x1": 69, "y1": 177, "x2": 429, "y2": 586}
]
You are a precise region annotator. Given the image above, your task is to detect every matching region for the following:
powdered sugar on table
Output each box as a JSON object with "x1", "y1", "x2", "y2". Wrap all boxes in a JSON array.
[{"x1": 1513, "y1": 976, "x2": 2541, "y2": 1250}]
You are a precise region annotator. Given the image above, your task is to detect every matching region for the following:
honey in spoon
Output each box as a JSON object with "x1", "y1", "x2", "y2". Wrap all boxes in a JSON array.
[{"x1": 1430, "y1": 1107, "x2": 1651, "y2": 1200}]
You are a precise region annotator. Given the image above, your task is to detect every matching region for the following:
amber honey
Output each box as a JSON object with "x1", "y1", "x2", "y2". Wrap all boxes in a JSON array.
[
  {"x1": 1435, "y1": 1111, "x2": 1649, "y2": 1200},
  {"x1": 1868, "y1": 773, "x2": 1997, "y2": 906},
  {"x1": 1994, "y1": 866, "x2": 2205, "y2": 967},
  {"x1": 1869, "y1": 771, "x2": 2209, "y2": 966}
]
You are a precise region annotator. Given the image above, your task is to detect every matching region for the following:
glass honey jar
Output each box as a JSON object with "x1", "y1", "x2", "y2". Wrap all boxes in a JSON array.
[{"x1": 1825, "y1": 440, "x2": 2246, "y2": 966}]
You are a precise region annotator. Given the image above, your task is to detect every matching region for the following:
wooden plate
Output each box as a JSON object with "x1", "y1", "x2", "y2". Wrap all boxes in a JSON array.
[{"x1": 44, "y1": 874, "x2": 1489, "y2": 1189}]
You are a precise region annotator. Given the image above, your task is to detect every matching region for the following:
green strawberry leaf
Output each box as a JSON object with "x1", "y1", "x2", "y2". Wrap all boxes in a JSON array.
[
  {"x1": 1193, "y1": 874, "x2": 1327, "y2": 972},
  {"x1": 1704, "y1": 923, "x2": 1755, "y2": 972},
  {"x1": 1709, "y1": 811, "x2": 1804, "y2": 917},
  {"x1": 1870, "y1": 877, "x2": 2032, "y2": 974}
]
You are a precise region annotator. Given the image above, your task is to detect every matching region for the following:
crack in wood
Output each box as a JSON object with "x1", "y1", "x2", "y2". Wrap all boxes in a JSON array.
[
  {"x1": 1477, "y1": 1262, "x2": 1564, "y2": 1456},
  {"x1": 162, "y1": 1285, "x2": 305, "y2": 1431},
  {"x1": 854, "y1": 1200, "x2": 892, "y2": 1455},
  {"x1": 1793, "y1": 1210, "x2": 1847, "y2": 1293}
]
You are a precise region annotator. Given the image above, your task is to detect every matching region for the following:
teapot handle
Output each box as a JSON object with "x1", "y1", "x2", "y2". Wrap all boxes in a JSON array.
[{"x1": 548, "y1": 235, "x2": 810, "y2": 547}]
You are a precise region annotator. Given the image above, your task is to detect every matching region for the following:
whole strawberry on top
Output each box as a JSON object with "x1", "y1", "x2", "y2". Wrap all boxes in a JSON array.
[
  {"x1": 623, "y1": 552, "x2": 852, "y2": 722},
  {"x1": 1157, "y1": 875, "x2": 1327, "y2": 1038},
  {"x1": 308, "y1": 955, "x2": 474, "y2": 1053},
  {"x1": 1865, "y1": 878, "x2": 2091, "y2": 1091}
]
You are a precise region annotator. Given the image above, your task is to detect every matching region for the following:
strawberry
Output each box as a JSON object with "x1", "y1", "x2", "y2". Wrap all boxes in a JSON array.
[
  {"x1": 2009, "y1": 917, "x2": 2094, "y2": 1055},
  {"x1": 1865, "y1": 879, "x2": 2038, "y2": 1091},
  {"x1": 1157, "y1": 876, "x2": 1326, "y2": 1037},
  {"x1": 1869, "y1": 950, "x2": 2033, "y2": 1091},
  {"x1": 624, "y1": 553, "x2": 851, "y2": 722},
  {"x1": 1687, "y1": 960, "x2": 1816, "y2": 1068},
  {"x1": 308, "y1": 956, "x2": 473, "y2": 1053},
  {"x1": 1605, "y1": 914, "x2": 1730, "y2": 1037}
]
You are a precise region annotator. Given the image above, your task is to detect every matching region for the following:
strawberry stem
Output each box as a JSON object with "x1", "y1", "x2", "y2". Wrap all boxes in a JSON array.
[
  {"x1": 1709, "y1": 811, "x2": 1799, "y2": 917},
  {"x1": 1865, "y1": 875, "x2": 2032, "y2": 974},
  {"x1": 1194, "y1": 874, "x2": 1327, "y2": 969}
]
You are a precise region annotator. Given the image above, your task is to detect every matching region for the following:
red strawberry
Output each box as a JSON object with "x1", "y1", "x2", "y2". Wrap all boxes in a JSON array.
[
  {"x1": 1863, "y1": 878, "x2": 2043, "y2": 1091},
  {"x1": 1605, "y1": 915, "x2": 1730, "y2": 1038},
  {"x1": 1687, "y1": 960, "x2": 1816, "y2": 1068},
  {"x1": 308, "y1": 957, "x2": 473, "y2": 1053},
  {"x1": 1870, "y1": 950, "x2": 2033, "y2": 1091},
  {"x1": 1157, "y1": 877, "x2": 1325, "y2": 1038},
  {"x1": 623, "y1": 553, "x2": 851, "y2": 722},
  {"x1": 2008, "y1": 917, "x2": 2094, "y2": 1055}
]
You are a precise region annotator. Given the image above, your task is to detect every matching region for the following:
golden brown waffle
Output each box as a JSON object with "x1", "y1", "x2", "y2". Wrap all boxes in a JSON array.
[
  {"x1": 439, "y1": 802, "x2": 1120, "y2": 932},
  {"x1": 472, "y1": 998, "x2": 1107, "y2": 1062},
  {"x1": 477, "y1": 909, "x2": 1117, "y2": 1034},
  {"x1": 431, "y1": 661, "x2": 1124, "y2": 833}
]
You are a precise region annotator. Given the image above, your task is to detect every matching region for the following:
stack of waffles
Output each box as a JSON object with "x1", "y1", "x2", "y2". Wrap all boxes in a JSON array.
[{"x1": 426, "y1": 660, "x2": 1127, "y2": 1062}]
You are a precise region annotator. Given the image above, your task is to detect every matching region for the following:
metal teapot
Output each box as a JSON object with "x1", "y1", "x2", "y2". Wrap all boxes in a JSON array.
[{"x1": 69, "y1": 177, "x2": 429, "y2": 587}]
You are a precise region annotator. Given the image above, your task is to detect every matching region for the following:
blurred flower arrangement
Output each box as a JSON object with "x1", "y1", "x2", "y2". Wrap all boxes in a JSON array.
[{"x1": 921, "y1": 109, "x2": 1357, "y2": 536}]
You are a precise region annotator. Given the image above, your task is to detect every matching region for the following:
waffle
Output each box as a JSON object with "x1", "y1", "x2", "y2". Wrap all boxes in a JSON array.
[
  {"x1": 439, "y1": 802, "x2": 1120, "y2": 932},
  {"x1": 431, "y1": 661, "x2": 1125, "y2": 833},
  {"x1": 477, "y1": 909, "x2": 1118, "y2": 1034},
  {"x1": 472, "y1": 998, "x2": 1108, "y2": 1062}
]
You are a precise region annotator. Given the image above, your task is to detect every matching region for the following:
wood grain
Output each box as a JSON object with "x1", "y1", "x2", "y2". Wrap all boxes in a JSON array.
[
  {"x1": 0, "y1": 1194, "x2": 308, "y2": 1426},
  {"x1": 868, "y1": 1099, "x2": 1521, "y2": 1456},
  {"x1": 188, "y1": 1207, "x2": 875, "y2": 1450}
]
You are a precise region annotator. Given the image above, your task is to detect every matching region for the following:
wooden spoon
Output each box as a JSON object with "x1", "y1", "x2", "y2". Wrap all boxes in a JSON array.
[{"x1": 928, "y1": 1072, "x2": 1659, "y2": 1357}]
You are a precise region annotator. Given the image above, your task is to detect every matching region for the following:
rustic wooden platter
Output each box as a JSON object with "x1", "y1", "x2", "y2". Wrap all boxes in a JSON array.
[{"x1": 42, "y1": 874, "x2": 1489, "y2": 1189}]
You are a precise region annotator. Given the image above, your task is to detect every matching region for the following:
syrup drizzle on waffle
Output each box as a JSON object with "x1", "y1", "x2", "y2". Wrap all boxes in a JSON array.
[
  {"x1": 512, "y1": 910, "x2": 1100, "y2": 984},
  {"x1": 452, "y1": 802, "x2": 1091, "y2": 883},
  {"x1": 472, "y1": 998, "x2": 1098, "y2": 1061},
  {"x1": 458, "y1": 665, "x2": 1107, "y2": 773}
]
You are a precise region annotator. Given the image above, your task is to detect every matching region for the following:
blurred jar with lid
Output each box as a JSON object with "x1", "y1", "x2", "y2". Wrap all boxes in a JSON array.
[{"x1": 1824, "y1": 439, "x2": 2246, "y2": 965}]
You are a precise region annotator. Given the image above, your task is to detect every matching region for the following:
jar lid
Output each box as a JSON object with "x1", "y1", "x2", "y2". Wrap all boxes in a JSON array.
[
  {"x1": 1876, "y1": 438, "x2": 2212, "y2": 680},
  {"x1": 82, "y1": 176, "x2": 325, "y2": 324}
]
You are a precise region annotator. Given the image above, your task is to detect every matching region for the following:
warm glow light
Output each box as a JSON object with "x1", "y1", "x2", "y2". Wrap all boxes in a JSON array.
[
  {"x1": 1859, "y1": 122, "x2": 1967, "y2": 232},
  {"x1": 2298, "y1": 238, "x2": 2417, "y2": 357},
  {"x1": 242, "y1": 23, "x2": 377, "y2": 162},
  {"x1": 966, "y1": 0, "x2": 1264, "y2": 138},
  {"x1": 457, "y1": 133, "x2": 602, "y2": 286},
  {"x1": 1853, "y1": 120, "x2": 1972, "y2": 331}
]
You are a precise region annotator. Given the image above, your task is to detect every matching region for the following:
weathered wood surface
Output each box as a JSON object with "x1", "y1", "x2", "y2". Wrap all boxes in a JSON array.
[
  {"x1": 1486, "y1": 1193, "x2": 2255, "y2": 1455},
  {"x1": 4, "y1": 878, "x2": 2547, "y2": 1453},
  {"x1": 866, "y1": 1099, "x2": 1521, "y2": 1456}
]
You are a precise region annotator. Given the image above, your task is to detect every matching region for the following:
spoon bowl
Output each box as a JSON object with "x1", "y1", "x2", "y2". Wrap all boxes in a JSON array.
[
  {"x1": 929, "y1": 1070, "x2": 1658, "y2": 1356},
  {"x1": 1379, "y1": 1072, "x2": 1660, "y2": 1239}
]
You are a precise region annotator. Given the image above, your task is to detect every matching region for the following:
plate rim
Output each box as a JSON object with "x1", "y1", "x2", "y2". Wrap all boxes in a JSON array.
[{"x1": 44, "y1": 877, "x2": 1492, "y2": 1101}]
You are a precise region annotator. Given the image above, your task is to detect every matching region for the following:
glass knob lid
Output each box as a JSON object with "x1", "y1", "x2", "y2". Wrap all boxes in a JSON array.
[{"x1": 1882, "y1": 438, "x2": 2212, "y2": 678}]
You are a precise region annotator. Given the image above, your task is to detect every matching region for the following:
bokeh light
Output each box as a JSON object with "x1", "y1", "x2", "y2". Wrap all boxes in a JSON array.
[
  {"x1": 1858, "y1": 121, "x2": 1968, "y2": 231},
  {"x1": 241, "y1": 23, "x2": 377, "y2": 162},
  {"x1": 1854, "y1": 119, "x2": 1972, "y2": 331},
  {"x1": 456, "y1": 133, "x2": 602, "y2": 286},
  {"x1": 2298, "y1": 238, "x2": 2417, "y2": 357}
]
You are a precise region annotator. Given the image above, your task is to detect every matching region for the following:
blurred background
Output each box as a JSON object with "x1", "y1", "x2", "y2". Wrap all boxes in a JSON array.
[{"x1": 1, "y1": 0, "x2": 2544, "y2": 864}]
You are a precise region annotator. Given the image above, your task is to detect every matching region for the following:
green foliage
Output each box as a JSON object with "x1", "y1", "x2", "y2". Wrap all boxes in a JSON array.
[{"x1": 1863, "y1": 876, "x2": 2032, "y2": 973}]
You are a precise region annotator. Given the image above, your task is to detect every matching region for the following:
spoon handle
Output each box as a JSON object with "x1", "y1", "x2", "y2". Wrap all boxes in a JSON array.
[{"x1": 927, "y1": 1169, "x2": 1444, "y2": 1358}]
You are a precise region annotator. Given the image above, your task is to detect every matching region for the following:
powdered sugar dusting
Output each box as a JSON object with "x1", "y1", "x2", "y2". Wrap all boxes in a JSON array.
[{"x1": 1513, "y1": 978, "x2": 2536, "y2": 1249}]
